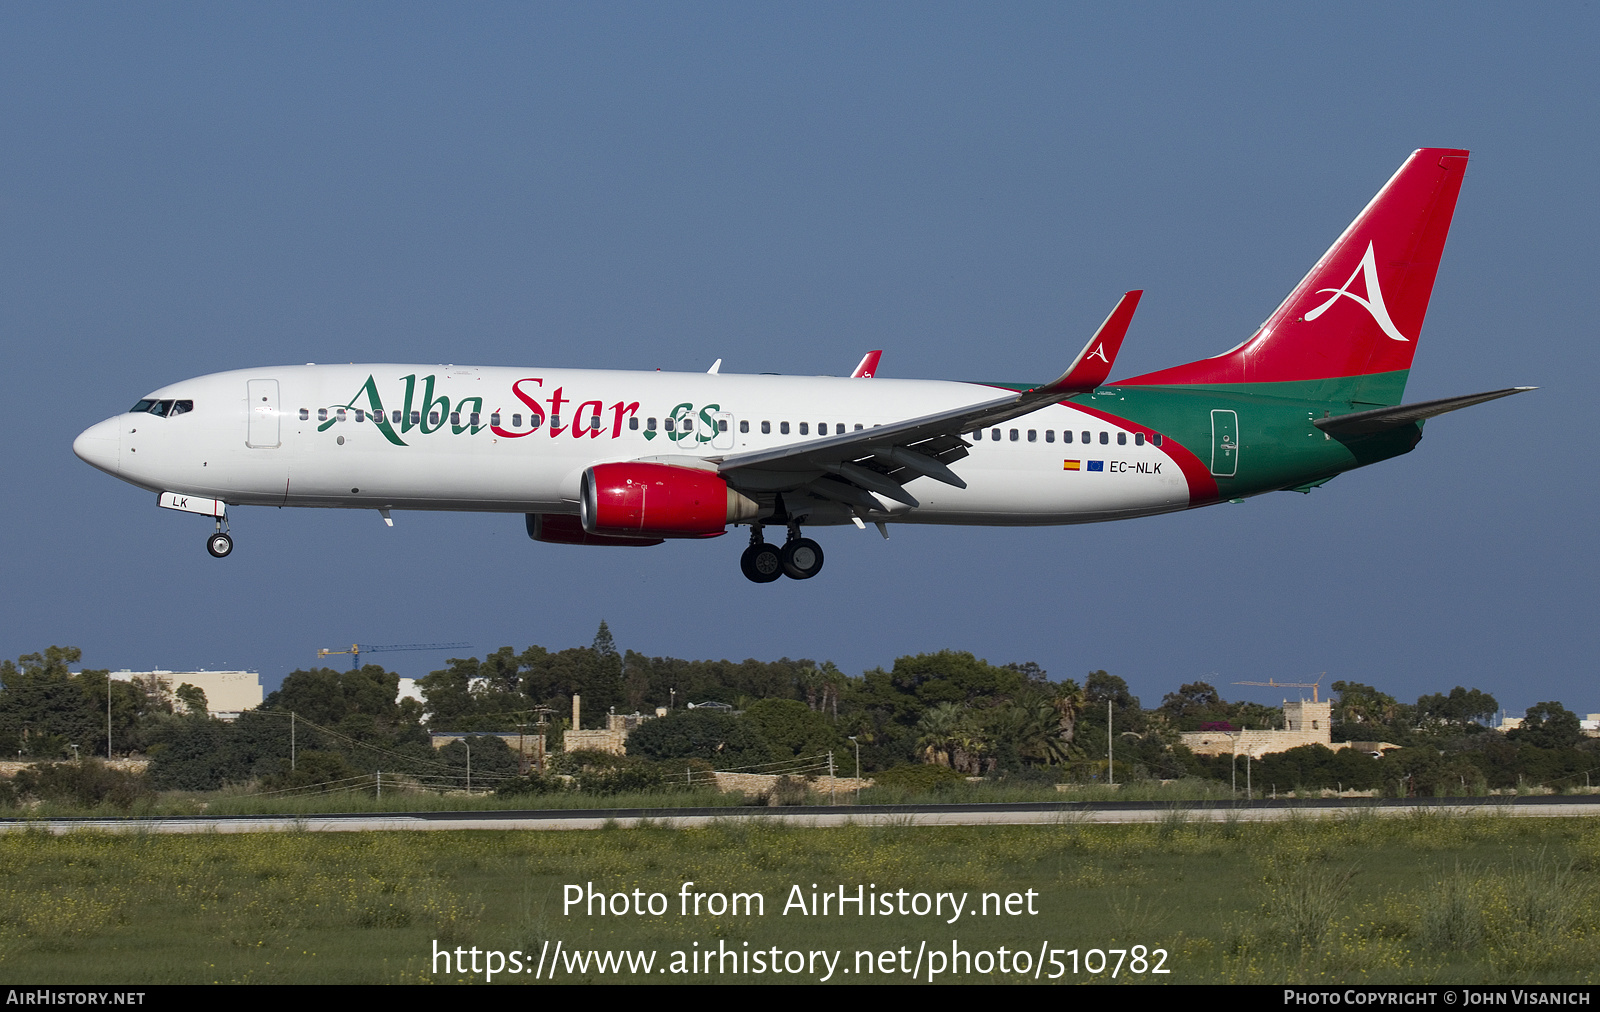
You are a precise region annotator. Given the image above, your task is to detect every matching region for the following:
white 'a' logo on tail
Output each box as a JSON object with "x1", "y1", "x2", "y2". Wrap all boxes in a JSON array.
[
  {"x1": 1303, "y1": 241, "x2": 1409, "y2": 342},
  {"x1": 1086, "y1": 344, "x2": 1109, "y2": 364}
]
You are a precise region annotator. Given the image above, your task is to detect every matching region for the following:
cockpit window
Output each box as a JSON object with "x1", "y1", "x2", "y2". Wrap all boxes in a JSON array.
[{"x1": 130, "y1": 399, "x2": 190, "y2": 417}]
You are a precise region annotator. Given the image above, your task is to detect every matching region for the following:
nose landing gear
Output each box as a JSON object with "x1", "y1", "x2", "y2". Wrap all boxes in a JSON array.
[{"x1": 206, "y1": 516, "x2": 233, "y2": 558}]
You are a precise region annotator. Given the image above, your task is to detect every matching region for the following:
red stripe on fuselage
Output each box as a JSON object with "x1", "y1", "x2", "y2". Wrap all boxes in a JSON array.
[{"x1": 1064, "y1": 401, "x2": 1221, "y2": 507}]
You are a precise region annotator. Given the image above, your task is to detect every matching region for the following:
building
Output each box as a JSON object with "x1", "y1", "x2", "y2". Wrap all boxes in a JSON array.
[
  {"x1": 1179, "y1": 697, "x2": 1396, "y2": 760},
  {"x1": 109, "y1": 669, "x2": 263, "y2": 720},
  {"x1": 562, "y1": 694, "x2": 657, "y2": 755}
]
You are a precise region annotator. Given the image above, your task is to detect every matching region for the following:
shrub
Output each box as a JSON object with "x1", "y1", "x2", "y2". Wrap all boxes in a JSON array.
[
  {"x1": 13, "y1": 760, "x2": 153, "y2": 811},
  {"x1": 868, "y1": 763, "x2": 966, "y2": 792}
]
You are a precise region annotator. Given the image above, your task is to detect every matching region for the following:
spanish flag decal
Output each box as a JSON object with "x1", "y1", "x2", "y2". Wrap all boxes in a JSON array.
[{"x1": 1063, "y1": 460, "x2": 1081, "y2": 471}]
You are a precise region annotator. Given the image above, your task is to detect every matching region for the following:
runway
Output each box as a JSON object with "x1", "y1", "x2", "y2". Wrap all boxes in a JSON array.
[{"x1": 4, "y1": 795, "x2": 1598, "y2": 834}]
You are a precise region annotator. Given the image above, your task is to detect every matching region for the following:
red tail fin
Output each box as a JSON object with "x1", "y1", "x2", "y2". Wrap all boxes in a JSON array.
[{"x1": 1121, "y1": 149, "x2": 1468, "y2": 393}]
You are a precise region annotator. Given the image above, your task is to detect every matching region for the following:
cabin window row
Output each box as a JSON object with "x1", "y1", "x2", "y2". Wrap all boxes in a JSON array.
[{"x1": 969, "y1": 428, "x2": 1162, "y2": 447}]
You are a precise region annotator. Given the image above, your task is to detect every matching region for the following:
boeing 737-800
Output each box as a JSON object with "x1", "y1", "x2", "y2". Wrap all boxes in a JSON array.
[{"x1": 73, "y1": 148, "x2": 1529, "y2": 583}]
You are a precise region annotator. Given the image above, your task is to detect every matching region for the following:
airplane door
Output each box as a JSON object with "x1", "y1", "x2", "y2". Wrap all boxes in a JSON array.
[
  {"x1": 711, "y1": 411, "x2": 735, "y2": 450},
  {"x1": 247, "y1": 379, "x2": 281, "y2": 448},
  {"x1": 1210, "y1": 409, "x2": 1238, "y2": 477}
]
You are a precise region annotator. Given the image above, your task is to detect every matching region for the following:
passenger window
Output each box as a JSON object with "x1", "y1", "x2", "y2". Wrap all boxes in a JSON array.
[
  {"x1": 646, "y1": 417, "x2": 656, "y2": 431},
  {"x1": 590, "y1": 416, "x2": 601, "y2": 431},
  {"x1": 971, "y1": 429, "x2": 982, "y2": 441},
  {"x1": 799, "y1": 423, "x2": 809, "y2": 435},
  {"x1": 1081, "y1": 431, "x2": 1090, "y2": 443},
  {"x1": 470, "y1": 412, "x2": 480, "y2": 427},
  {"x1": 991, "y1": 429, "x2": 1001, "y2": 440},
  {"x1": 300, "y1": 408, "x2": 310, "y2": 421},
  {"x1": 836, "y1": 423, "x2": 845, "y2": 434},
  {"x1": 739, "y1": 420, "x2": 748, "y2": 433},
  {"x1": 354, "y1": 409, "x2": 365, "y2": 422},
  {"x1": 761, "y1": 421, "x2": 771, "y2": 434},
  {"x1": 1063, "y1": 430, "x2": 1072, "y2": 443},
  {"x1": 550, "y1": 415, "x2": 560, "y2": 429},
  {"x1": 854, "y1": 423, "x2": 863, "y2": 431},
  {"x1": 318, "y1": 408, "x2": 328, "y2": 422},
  {"x1": 1009, "y1": 429, "x2": 1019, "y2": 441},
  {"x1": 780, "y1": 421, "x2": 790, "y2": 435},
  {"x1": 1027, "y1": 429, "x2": 1036, "y2": 442},
  {"x1": 531, "y1": 414, "x2": 542, "y2": 428},
  {"x1": 1153, "y1": 433, "x2": 1163, "y2": 446},
  {"x1": 1117, "y1": 432, "x2": 1126, "y2": 445},
  {"x1": 1045, "y1": 430, "x2": 1055, "y2": 443},
  {"x1": 1099, "y1": 432, "x2": 1108, "y2": 445},
  {"x1": 449, "y1": 411, "x2": 460, "y2": 426},
  {"x1": 718, "y1": 419, "x2": 729, "y2": 432},
  {"x1": 664, "y1": 418, "x2": 674, "y2": 432},
  {"x1": 429, "y1": 411, "x2": 440, "y2": 426},
  {"x1": 410, "y1": 411, "x2": 420, "y2": 425},
  {"x1": 512, "y1": 414, "x2": 522, "y2": 427},
  {"x1": 629, "y1": 417, "x2": 639, "y2": 430},
  {"x1": 337, "y1": 408, "x2": 347, "y2": 422},
  {"x1": 1134, "y1": 432, "x2": 1144, "y2": 446},
  {"x1": 391, "y1": 410, "x2": 401, "y2": 424},
  {"x1": 492, "y1": 412, "x2": 501, "y2": 426}
]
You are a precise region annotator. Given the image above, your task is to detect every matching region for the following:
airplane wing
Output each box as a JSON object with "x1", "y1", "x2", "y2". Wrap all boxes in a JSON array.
[{"x1": 711, "y1": 292, "x2": 1142, "y2": 511}]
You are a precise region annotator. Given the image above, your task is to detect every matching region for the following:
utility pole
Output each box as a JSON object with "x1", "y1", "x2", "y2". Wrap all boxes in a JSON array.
[
  {"x1": 849, "y1": 736, "x2": 860, "y2": 803},
  {"x1": 828, "y1": 750, "x2": 835, "y2": 805},
  {"x1": 291, "y1": 712, "x2": 296, "y2": 771},
  {"x1": 466, "y1": 741, "x2": 472, "y2": 794},
  {"x1": 1107, "y1": 699, "x2": 1114, "y2": 786},
  {"x1": 107, "y1": 678, "x2": 113, "y2": 760}
]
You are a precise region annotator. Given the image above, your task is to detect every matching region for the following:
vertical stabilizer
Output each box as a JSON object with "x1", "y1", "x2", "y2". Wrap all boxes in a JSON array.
[{"x1": 1121, "y1": 149, "x2": 1469, "y2": 404}]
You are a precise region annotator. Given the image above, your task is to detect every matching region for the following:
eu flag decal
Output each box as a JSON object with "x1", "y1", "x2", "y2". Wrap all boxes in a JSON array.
[{"x1": 1086, "y1": 460, "x2": 1104, "y2": 472}]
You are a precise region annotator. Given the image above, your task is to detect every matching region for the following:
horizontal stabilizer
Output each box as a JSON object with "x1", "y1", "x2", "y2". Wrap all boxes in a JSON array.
[
  {"x1": 1031, "y1": 291, "x2": 1142, "y2": 396},
  {"x1": 1313, "y1": 387, "x2": 1535, "y2": 436}
]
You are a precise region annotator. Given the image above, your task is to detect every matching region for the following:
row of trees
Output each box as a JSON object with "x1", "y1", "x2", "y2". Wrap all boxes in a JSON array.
[{"x1": 2, "y1": 626, "x2": 1595, "y2": 798}]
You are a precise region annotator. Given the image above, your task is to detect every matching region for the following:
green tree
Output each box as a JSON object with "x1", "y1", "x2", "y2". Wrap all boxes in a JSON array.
[
  {"x1": 742, "y1": 698, "x2": 847, "y2": 762},
  {"x1": 1509, "y1": 702, "x2": 1583, "y2": 750},
  {"x1": 624, "y1": 709, "x2": 772, "y2": 767}
]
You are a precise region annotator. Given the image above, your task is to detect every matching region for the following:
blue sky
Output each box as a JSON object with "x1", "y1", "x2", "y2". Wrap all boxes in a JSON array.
[{"x1": 3, "y1": 6, "x2": 1594, "y2": 716}]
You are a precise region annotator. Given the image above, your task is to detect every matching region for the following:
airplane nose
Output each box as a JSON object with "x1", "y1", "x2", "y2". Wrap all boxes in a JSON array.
[{"x1": 73, "y1": 418, "x2": 120, "y2": 475}]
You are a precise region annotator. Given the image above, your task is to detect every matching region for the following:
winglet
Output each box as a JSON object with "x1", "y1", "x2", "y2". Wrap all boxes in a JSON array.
[
  {"x1": 1030, "y1": 291, "x2": 1142, "y2": 396},
  {"x1": 851, "y1": 350, "x2": 882, "y2": 379}
]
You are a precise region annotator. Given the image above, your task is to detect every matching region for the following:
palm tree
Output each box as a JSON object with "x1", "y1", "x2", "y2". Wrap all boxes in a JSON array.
[
  {"x1": 1051, "y1": 680, "x2": 1088, "y2": 747},
  {"x1": 916, "y1": 702, "x2": 968, "y2": 767}
]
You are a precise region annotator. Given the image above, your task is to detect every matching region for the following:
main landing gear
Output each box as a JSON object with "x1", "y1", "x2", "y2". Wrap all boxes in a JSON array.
[
  {"x1": 206, "y1": 516, "x2": 233, "y2": 558},
  {"x1": 740, "y1": 524, "x2": 823, "y2": 583}
]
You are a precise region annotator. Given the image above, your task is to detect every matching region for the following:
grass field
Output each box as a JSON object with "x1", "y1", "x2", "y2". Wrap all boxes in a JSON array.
[{"x1": 2, "y1": 809, "x2": 1597, "y2": 985}]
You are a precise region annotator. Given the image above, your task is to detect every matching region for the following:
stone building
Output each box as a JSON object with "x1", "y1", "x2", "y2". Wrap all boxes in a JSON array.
[{"x1": 1179, "y1": 697, "x2": 1396, "y2": 759}]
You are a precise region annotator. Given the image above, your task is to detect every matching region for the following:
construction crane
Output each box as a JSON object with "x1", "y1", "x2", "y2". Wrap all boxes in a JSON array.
[
  {"x1": 317, "y1": 641, "x2": 472, "y2": 670},
  {"x1": 1231, "y1": 673, "x2": 1325, "y2": 701}
]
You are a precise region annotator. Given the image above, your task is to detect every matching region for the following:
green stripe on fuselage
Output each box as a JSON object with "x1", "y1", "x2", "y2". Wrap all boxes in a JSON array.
[{"x1": 988, "y1": 370, "x2": 1419, "y2": 498}]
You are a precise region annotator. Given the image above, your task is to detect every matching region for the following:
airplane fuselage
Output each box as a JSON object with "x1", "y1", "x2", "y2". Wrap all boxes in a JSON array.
[{"x1": 73, "y1": 363, "x2": 1408, "y2": 526}]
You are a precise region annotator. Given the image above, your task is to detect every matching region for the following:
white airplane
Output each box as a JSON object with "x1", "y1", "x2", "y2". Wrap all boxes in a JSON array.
[{"x1": 74, "y1": 149, "x2": 1529, "y2": 583}]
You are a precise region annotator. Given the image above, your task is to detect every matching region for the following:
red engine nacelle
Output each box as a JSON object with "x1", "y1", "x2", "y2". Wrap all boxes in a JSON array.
[
  {"x1": 581, "y1": 462, "x2": 759, "y2": 538},
  {"x1": 526, "y1": 512, "x2": 664, "y2": 547}
]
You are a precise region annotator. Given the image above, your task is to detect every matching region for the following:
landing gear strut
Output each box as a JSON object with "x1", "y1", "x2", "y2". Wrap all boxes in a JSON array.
[
  {"x1": 206, "y1": 516, "x2": 233, "y2": 558},
  {"x1": 739, "y1": 525, "x2": 782, "y2": 583}
]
